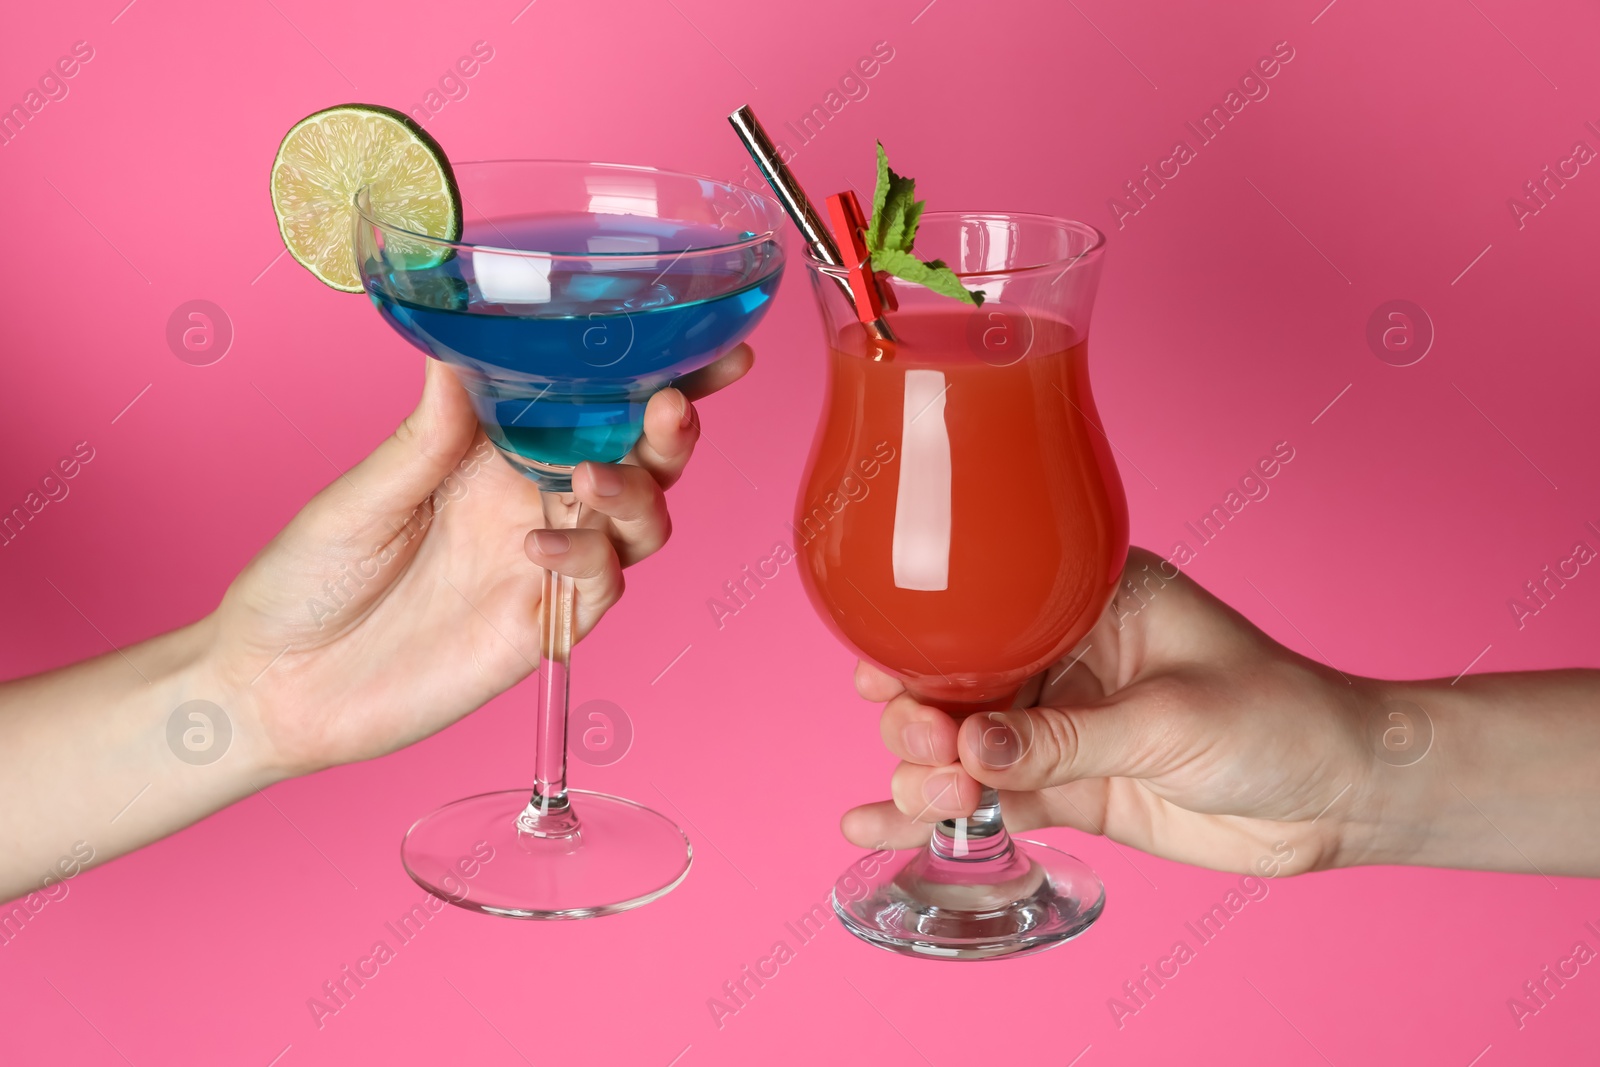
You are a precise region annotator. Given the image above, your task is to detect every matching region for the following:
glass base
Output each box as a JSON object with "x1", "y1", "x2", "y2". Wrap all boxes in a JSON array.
[
  {"x1": 401, "y1": 788, "x2": 691, "y2": 919},
  {"x1": 832, "y1": 838, "x2": 1105, "y2": 960}
]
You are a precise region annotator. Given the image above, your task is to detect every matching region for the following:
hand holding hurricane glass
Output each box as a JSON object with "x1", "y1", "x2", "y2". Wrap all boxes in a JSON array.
[
  {"x1": 731, "y1": 111, "x2": 1128, "y2": 959},
  {"x1": 800, "y1": 218, "x2": 1123, "y2": 958}
]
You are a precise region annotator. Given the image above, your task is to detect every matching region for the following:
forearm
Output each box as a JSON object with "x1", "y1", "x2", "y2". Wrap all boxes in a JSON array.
[
  {"x1": 1347, "y1": 670, "x2": 1600, "y2": 877},
  {"x1": 0, "y1": 615, "x2": 282, "y2": 902}
]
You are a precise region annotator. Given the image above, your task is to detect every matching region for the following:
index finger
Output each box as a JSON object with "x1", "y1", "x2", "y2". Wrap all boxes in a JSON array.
[
  {"x1": 626, "y1": 342, "x2": 755, "y2": 489},
  {"x1": 673, "y1": 343, "x2": 754, "y2": 400},
  {"x1": 627, "y1": 386, "x2": 699, "y2": 490}
]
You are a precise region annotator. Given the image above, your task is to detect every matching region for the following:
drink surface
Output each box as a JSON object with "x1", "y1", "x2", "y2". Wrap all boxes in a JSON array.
[
  {"x1": 367, "y1": 213, "x2": 780, "y2": 467},
  {"x1": 797, "y1": 308, "x2": 1128, "y2": 708}
]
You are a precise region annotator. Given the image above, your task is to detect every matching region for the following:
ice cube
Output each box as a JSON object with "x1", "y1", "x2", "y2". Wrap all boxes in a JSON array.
[{"x1": 473, "y1": 248, "x2": 552, "y2": 304}]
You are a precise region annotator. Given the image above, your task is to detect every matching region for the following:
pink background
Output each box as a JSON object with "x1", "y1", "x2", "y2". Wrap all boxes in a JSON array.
[{"x1": 4, "y1": 0, "x2": 1600, "y2": 1062}]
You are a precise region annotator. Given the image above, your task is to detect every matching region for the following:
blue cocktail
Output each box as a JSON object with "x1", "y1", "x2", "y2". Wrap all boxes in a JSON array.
[
  {"x1": 362, "y1": 168, "x2": 782, "y2": 489},
  {"x1": 357, "y1": 161, "x2": 784, "y2": 918},
  {"x1": 371, "y1": 215, "x2": 779, "y2": 473}
]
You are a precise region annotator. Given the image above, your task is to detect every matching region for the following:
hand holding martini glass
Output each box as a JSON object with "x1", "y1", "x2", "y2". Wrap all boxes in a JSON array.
[{"x1": 271, "y1": 105, "x2": 784, "y2": 917}]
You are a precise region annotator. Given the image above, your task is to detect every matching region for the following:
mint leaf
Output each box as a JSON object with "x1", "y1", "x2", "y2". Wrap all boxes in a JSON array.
[
  {"x1": 866, "y1": 142, "x2": 891, "y2": 248},
  {"x1": 867, "y1": 144, "x2": 919, "y2": 253},
  {"x1": 863, "y1": 143, "x2": 984, "y2": 306},
  {"x1": 871, "y1": 248, "x2": 984, "y2": 306},
  {"x1": 881, "y1": 187, "x2": 922, "y2": 253}
]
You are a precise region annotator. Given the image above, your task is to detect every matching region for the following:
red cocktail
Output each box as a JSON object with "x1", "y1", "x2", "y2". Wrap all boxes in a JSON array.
[{"x1": 798, "y1": 212, "x2": 1124, "y2": 959}]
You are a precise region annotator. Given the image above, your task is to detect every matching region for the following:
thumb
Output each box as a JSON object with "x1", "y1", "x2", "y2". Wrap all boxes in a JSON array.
[
  {"x1": 955, "y1": 686, "x2": 1186, "y2": 791},
  {"x1": 309, "y1": 358, "x2": 480, "y2": 540}
]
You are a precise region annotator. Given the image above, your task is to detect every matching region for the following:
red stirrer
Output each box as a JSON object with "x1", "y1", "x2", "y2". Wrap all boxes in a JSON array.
[{"x1": 825, "y1": 190, "x2": 897, "y2": 326}]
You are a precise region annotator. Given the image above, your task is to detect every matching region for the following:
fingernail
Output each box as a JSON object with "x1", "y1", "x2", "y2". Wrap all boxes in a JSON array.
[
  {"x1": 586, "y1": 464, "x2": 624, "y2": 497},
  {"x1": 902, "y1": 722, "x2": 935, "y2": 762},
  {"x1": 679, "y1": 401, "x2": 695, "y2": 431},
  {"x1": 922, "y1": 772, "x2": 959, "y2": 810},
  {"x1": 531, "y1": 530, "x2": 570, "y2": 555},
  {"x1": 977, "y1": 714, "x2": 1023, "y2": 769}
]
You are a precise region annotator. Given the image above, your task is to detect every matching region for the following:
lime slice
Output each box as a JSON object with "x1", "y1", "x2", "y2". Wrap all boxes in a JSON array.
[{"x1": 270, "y1": 104, "x2": 461, "y2": 293}]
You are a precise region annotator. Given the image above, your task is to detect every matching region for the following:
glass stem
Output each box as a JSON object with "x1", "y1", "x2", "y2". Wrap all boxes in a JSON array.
[
  {"x1": 517, "y1": 490, "x2": 582, "y2": 839},
  {"x1": 931, "y1": 786, "x2": 1015, "y2": 862}
]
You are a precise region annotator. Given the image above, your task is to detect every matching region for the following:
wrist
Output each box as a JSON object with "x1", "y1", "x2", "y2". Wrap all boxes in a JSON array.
[
  {"x1": 179, "y1": 613, "x2": 297, "y2": 788},
  {"x1": 1333, "y1": 677, "x2": 1450, "y2": 869}
]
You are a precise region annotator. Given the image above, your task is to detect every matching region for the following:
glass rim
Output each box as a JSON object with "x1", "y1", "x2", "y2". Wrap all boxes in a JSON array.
[
  {"x1": 355, "y1": 158, "x2": 785, "y2": 262},
  {"x1": 800, "y1": 210, "x2": 1107, "y2": 279}
]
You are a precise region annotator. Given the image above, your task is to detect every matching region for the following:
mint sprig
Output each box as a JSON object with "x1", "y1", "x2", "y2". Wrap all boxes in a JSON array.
[{"x1": 864, "y1": 142, "x2": 984, "y2": 306}]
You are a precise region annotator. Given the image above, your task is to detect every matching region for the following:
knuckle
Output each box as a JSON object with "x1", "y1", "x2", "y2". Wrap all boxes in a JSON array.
[
  {"x1": 616, "y1": 472, "x2": 663, "y2": 520},
  {"x1": 1132, "y1": 674, "x2": 1193, "y2": 728},
  {"x1": 393, "y1": 410, "x2": 448, "y2": 464},
  {"x1": 579, "y1": 565, "x2": 624, "y2": 615},
  {"x1": 568, "y1": 533, "x2": 616, "y2": 579},
  {"x1": 623, "y1": 496, "x2": 671, "y2": 558},
  {"x1": 1037, "y1": 708, "x2": 1082, "y2": 777}
]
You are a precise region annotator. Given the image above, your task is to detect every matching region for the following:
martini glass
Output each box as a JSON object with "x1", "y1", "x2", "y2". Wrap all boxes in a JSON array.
[
  {"x1": 798, "y1": 212, "x2": 1123, "y2": 958},
  {"x1": 357, "y1": 160, "x2": 784, "y2": 917}
]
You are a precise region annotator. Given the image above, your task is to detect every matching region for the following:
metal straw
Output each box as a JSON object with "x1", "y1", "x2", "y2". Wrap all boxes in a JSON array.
[{"x1": 728, "y1": 105, "x2": 894, "y2": 342}]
